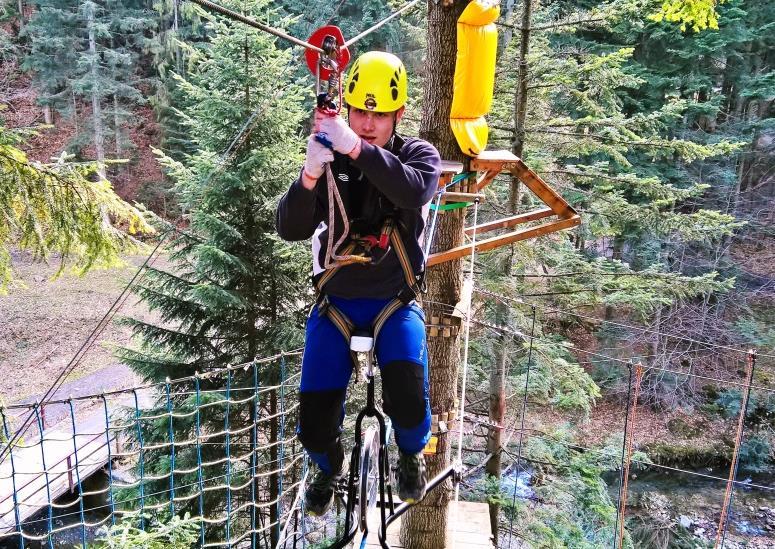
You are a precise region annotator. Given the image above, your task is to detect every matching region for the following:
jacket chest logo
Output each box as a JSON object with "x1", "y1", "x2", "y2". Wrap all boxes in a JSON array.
[{"x1": 337, "y1": 173, "x2": 350, "y2": 182}]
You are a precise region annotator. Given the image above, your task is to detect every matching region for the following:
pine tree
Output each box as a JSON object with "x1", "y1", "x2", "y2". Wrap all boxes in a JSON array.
[
  {"x1": 117, "y1": 1, "x2": 309, "y2": 544},
  {"x1": 21, "y1": 0, "x2": 80, "y2": 124},
  {"x1": 463, "y1": 0, "x2": 754, "y2": 542},
  {"x1": 0, "y1": 125, "x2": 152, "y2": 293},
  {"x1": 24, "y1": 0, "x2": 153, "y2": 167}
]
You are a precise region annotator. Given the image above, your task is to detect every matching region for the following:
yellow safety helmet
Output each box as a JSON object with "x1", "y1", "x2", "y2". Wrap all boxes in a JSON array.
[{"x1": 344, "y1": 51, "x2": 408, "y2": 113}]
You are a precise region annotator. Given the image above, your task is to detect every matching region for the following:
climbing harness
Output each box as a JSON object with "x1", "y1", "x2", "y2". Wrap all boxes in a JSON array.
[{"x1": 314, "y1": 214, "x2": 424, "y2": 363}]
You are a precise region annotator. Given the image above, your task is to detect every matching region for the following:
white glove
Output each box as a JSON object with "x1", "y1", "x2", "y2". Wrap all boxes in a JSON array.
[
  {"x1": 319, "y1": 115, "x2": 360, "y2": 155},
  {"x1": 303, "y1": 134, "x2": 334, "y2": 180}
]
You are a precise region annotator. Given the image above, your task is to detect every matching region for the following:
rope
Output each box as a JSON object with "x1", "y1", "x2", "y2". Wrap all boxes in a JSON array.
[
  {"x1": 0, "y1": 352, "x2": 303, "y2": 547},
  {"x1": 474, "y1": 287, "x2": 775, "y2": 360},
  {"x1": 451, "y1": 198, "x2": 480, "y2": 549},
  {"x1": 0, "y1": 233, "x2": 169, "y2": 465},
  {"x1": 0, "y1": 63, "x2": 301, "y2": 464},
  {"x1": 715, "y1": 350, "x2": 757, "y2": 548},
  {"x1": 473, "y1": 289, "x2": 775, "y2": 395},
  {"x1": 323, "y1": 164, "x2": 365, "y2": 268},
  {"x1": 275, "y1": 464, "x2": 309, "y2": 549},
  {"x1": 507, "y1": 305, "x2": 536, "y2": 549},
  {"x1": 188, "y1": 0, "x2": 323, "y2": 52}
]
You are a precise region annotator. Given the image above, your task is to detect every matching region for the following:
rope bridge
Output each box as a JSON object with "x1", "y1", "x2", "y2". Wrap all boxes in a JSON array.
[
  {"x1": 0, "y1": 353, "x2": 307, "y2": 549},
  {"x1": 1, "y1": 293, "x2": 772, "y2": 548}
]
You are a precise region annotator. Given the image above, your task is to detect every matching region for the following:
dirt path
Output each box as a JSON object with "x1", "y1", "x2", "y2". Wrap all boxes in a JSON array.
[{"x1": 0, "y1": 249, "x2": 166, "y2": 406}]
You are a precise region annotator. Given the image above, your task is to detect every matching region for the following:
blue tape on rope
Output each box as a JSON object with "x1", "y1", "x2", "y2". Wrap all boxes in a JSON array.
[
  {"x1": 67, "y1": 400, "x2": 87, "y2": 549},
  {"x1": 132, "y1": 390, "x2": 146, "y2": 531},
  {"x1": 166, "y1": 382, "x2": 176, "y2": 517},
  {"x1": 2, "y1": 410, "x2": 24, "y2": 549}
]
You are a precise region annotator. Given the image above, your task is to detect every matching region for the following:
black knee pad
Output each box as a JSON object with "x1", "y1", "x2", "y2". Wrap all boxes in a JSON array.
[
  {"x1": 381, "y1": 360, "x2": 426, "y2": 428},
  {"x1": 298, "y1": 388, "x2": 346, "y2": 452}
]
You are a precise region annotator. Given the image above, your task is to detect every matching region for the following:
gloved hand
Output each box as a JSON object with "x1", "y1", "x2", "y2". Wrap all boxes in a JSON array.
[
  {"x1": 319, "y1": 115, "x2": 360, "y2": 155},
  {"x1": 303, "y1": 134, "x2": 334, "y2": 181}
]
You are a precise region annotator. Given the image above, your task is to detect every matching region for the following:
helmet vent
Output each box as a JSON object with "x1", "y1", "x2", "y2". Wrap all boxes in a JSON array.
[{"x1": 390, "y1": 77, "x2": 399, "y2": 100}]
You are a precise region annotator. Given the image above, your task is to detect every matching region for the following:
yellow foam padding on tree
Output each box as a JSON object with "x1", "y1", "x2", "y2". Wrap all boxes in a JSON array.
[{"x1": 450, "y1": 1, "x2": 499, "y2": 157}]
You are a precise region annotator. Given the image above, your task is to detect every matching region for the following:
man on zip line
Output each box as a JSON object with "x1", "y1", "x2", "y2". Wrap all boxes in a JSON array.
[{"x1": 276, "y1": 51, "x2": 441, "y2": 516}]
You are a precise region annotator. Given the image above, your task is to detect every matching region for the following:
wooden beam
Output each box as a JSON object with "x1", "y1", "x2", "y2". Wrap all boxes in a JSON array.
[
  {"x1": 427, "y1": 215, "x2": 580, "y2": 267},
  {"x1": 474, "y1": 168, "x2": 500, "y2": 192},
  {"x1": 471, "y1": 150, "x2": 519, "y2": 192},
  {"x1": 463, "y1": 207, "x2": 553, "y2": 236},
  {"x1": 441, "y1": 191, "x2": 485, "y2": 203},
  {"x1": 511, "y1": 159, "x2": 577, "y2": 219}
]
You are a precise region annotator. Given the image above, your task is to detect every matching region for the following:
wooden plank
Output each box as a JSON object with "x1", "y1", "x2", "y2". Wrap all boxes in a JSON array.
[
  {"x1": 441, "y1": 160, "x2": 465, "y2": 175},
  {"x1": 0, "y1": 409, "x2": 118, "y2": 533},
  {"x1": 361, "y1": 501, "x2": 493, "y2": 548},
  {"x1": 441, "y1": 191, "x2": 485, "y2": 204},
  {"x1": 470, "y1": 151, "x2": 519, "y2": 193},
  {"x1": 472, "y1": 168, "x2": 498, "y2": 193},
  {"x1": 438, "y1": 161, "x2": 466, "y2": 189},
  {"x1": 472, "y1": 150, "x2": 519, "y2": 163},
  {"x1": 464, "y1": 207, "x2": 554, "y2": 236},
  {"x1": 427, "y1": 216, "x2": 581, "y2": 267}
]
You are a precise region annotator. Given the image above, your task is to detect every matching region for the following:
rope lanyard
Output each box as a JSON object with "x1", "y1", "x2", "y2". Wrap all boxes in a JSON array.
[{"x1": 323, "y1": 164, "x2": 364, "y2": 268}]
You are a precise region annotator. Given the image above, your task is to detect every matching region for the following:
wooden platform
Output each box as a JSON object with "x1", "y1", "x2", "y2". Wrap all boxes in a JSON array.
[
  {"x1": 355, "y1": 501, "x2": 493, "y2": 548},
  {"x1": 0, "y1": 408, "x2": 118, "y2": 534}
]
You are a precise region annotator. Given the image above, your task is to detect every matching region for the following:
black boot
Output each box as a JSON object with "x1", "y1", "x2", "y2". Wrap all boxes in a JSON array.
[
  {"x1": 397, "y1": 451, "x2": 427, "y2": 504},
  {"x1": 304, "y1": 464, "x2": 344, "y2": 516}
]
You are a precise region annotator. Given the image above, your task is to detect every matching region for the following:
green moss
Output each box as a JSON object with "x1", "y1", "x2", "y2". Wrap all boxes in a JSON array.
[
  {"x1": 666, "y1": 418, "x2": 705, "y2": 439},
  {"x1": 642, "y1": 441, "x2": 731, "y2": 468}
]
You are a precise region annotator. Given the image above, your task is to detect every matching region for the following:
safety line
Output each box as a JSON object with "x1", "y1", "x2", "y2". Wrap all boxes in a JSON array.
[
  {"x1": 475, "y1": 287, "x2": 775, "y2": 360},
  {"x1": 188, "y1": 0, "x2": 323, "y2": 51},
  {"x1": 0, "y1": 234, "x2": 169, "y2": 465},
  {"x1": 615, "y1": 363, "x2": 643, "y2": 549},
  {"x1": 1, "y1": 66, "x2": 303, "y2": 463},
  {"x1": 451, "y1": 198, "x2": 480, "y2": 549},
  {"x1": 472, "y1": 290, "x2": 775, "y2": 394},
  {"x1": 1, "y1": 453, "x2": 305, "y2": 534},
  {"x1": 507, "y1": 305, "x2": 535, "y2": 549},
  {"x1": 716, "y1": 350, "x2": 757, "y2": 548}
]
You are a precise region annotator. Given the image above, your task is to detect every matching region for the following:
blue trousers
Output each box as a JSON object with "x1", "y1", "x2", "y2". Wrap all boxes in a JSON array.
[{"x1": 298, "y1": 296, "x2": 431, "y2": 474}]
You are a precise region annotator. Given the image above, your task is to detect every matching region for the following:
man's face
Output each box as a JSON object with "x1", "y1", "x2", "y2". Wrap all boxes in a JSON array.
[{"x1": 348, "y1": 106, "x2": 405, "y2": 148}]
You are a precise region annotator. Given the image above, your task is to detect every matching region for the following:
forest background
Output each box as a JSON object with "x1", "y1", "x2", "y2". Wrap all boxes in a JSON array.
[{"x1": 0, "y1": 0, "x2": 773, "y2": 547}]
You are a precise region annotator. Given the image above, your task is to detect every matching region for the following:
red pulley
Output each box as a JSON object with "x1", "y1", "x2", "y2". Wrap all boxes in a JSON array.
[{"x1": 304, "y1": 25, "x2": 350, "y2": 79}]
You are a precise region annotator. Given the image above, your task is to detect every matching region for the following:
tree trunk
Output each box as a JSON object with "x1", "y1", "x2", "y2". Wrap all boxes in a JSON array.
[
  {"x1": 72, "y1": 90, "x2": 79, "y2": 135},
  {"x1": 510, "y1": 0, "x2": 533, "y2": 214},
  {"x1": 486, "y1": 330, "x2": 507, "y2": 544},
  {"x1": 400, "y1": 1, "x2": 468, "y2": 547},
  {"x1": 114, "y1": 94, "x2": 122, "y2": 157},
  {"x1": 498, "y1": 0, "x2": 516, "y2": 55},
  {"x1": 43, "y1": 104, "x2": 52, "y2": 125},
  {"x1": 605, "y1": 235, "x2": 624, "y2": 321},
  {"x1": 173, "y1": 0, "x2": 181, "y2": 72},
  {"x1": 86, "y1": 2, "x2": 106, "y2": 178}
]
